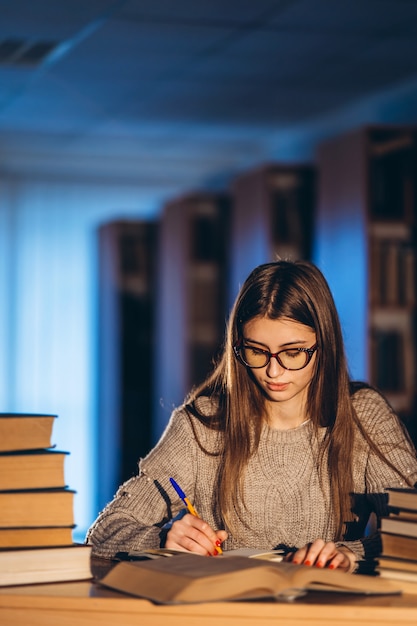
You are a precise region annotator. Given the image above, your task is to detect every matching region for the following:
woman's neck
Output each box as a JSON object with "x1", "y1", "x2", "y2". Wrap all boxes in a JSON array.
[{"x1": 266, "y1": 397, "x2": 309, "y2": 431}]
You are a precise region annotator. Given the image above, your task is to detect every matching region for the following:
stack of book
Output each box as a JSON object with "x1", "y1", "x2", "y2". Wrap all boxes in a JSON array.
[
  {"x1": 378, "y1": 487, "x2": 417, "y2": 585},
  {"x1": 0, "y1": 413, "x2": 92, "y2": 586}
]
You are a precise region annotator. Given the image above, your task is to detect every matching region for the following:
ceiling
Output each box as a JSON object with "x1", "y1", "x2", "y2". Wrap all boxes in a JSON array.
[{"x1": 2, "y1": 0, "x2": 417, "y2": 208}]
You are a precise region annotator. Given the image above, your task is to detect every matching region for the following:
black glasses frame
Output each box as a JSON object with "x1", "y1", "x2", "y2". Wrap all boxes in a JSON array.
[{"x1": 233, "y1": 342, "x2": 318, "y2": 370}]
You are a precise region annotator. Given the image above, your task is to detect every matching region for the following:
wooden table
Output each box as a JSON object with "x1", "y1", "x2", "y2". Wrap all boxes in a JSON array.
[{"x1": 1, "y1": 578, "x2": 417, "y2": 626}]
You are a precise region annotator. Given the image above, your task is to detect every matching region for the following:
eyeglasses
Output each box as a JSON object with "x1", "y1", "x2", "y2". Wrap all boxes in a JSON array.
[{"x1": 233, "y1": 341, "x2": 318, "y2": 370}]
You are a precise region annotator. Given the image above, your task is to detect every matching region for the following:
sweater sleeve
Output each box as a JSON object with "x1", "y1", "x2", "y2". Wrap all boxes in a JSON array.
[
  {"x1": 356, "y1": 387, "x2": 417, "y2": 492},
  {"x1": 85, "y1": 405, "x2": 200, "y2": 559},
  {"x1": 339, "y1": 387, "x2": 417, "y2": 570}
]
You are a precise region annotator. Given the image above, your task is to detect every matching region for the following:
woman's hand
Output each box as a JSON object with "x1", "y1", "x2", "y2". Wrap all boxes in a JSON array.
[
  {"x1": 285, "y1": 539, "x2": 356, "y2": 573},
  {"x1": 165, "y1": 513, "x2": 228, "y2": 556}
]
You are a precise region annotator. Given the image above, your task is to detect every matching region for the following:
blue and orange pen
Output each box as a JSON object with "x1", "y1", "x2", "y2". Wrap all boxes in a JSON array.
[{"x1": 169, "y1": 477, "x2": 223, "y2": 554}]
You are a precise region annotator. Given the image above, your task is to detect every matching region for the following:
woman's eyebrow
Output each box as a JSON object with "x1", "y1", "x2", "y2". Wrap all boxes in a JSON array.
[
  {"x1": 243, "y1": 338, "x2": 310, "y2": 348},
  {"x1": 242, "y1": 337, "x2": 269, "y2": 348}
]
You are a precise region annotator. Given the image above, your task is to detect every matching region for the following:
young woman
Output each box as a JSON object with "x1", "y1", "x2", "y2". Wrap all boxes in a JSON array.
[{"x1": 86, "y1": 260, "x2": 417, "y2": 573}]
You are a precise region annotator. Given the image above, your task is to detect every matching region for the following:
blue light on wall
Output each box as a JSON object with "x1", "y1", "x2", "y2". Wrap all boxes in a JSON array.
[
  {"x1": 314, "y1": 219, "x2": 368, "y2": 382},
  {"x1": 0, "y1": 177, "x2": 159, "y2": 540}
]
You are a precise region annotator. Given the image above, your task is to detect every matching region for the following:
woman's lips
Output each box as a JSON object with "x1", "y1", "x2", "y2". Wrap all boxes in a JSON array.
[{"x1": 266, "y1": 382, "x2": 289, "y2": 392}]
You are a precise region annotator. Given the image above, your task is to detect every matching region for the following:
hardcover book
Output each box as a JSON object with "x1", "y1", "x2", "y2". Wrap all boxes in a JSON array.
[
  {"x1": 100, "y1": 553, "x2": 401, "y2": 604},
  {"x1": 387, "y1": 488, "x2": 417, "y2": 512},
  {"x1": 0, "y1": 450, "x2": 67, "y2": 491},
  {"x1": 0, "y1": 526, "x2": 75, "y2": 549},
  {"x1": 0, "y1": 414, "x2": 56, "y2": 452},
  {"x1": 0, "y1": 544, "x2": 92, "y2": 586},
  {"x1": 0, "y1": 489, "x2": 75, "y2": 527},
  {"x1": 381, "y1": 516, "x2": 417, "y2": 539},
  {"x1": 381, "y1": 532, "x2": 417, "y2": 560}
]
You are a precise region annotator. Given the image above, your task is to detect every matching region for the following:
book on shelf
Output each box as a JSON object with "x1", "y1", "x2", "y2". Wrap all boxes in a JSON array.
[
  {"x1": 369, "y1": 130, "x2": 414, "y2": 158},
  {"x1": 382, "y1": 240, "x2": 401, "y2": 307},
  {"x1": 369, "y1": 137, "x2": 412, "y2": 221},
  {"x1": 0, "y1": 413, "x2": 56, "y2": 452},
  {"x1": 371, "y1": 329, "x2": 404, "y2": 393},
  {"x1": 0, "y1": 544, "x2": 92, "y2": 586},
  {"x1": 0, "y1": 526, "x2": 75, "y2": 549},
  {"x1": 0, "y1": 488, "x2": 75, "y2": 527},
  {"x1": 0, "y1": 449, "x2": 67, "y2": 491},
  {"x1": 99, "y1": 552, "x2": 401, "y2": 604},
  {"x1": 370, "y1": 236, "x2": 416, "y2": 308},
  {"x1": 398, "y1": 242, "x2": 416, "y2": 307}
]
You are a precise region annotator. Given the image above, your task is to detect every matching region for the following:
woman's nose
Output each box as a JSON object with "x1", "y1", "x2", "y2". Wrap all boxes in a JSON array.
[{"x1": 266, "y1": 355, "x2": 286, "y2": 377}]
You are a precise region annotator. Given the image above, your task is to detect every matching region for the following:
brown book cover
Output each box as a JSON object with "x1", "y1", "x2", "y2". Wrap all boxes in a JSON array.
[
  {"x1": 100, "y1": 553, "x2": 401, "y2": 604},
  {"x1": 0, "y1": 526, "x2": 75, "y2": 549},
  {"x1": 387, "y1": 488, "x2": 417, "y2": 513},
  {"x1": 381, "y1": 532, "x2": 417, "y2": 560},
  {"x1": 0, "y1": 489, "x2": 75, "y2": 527},
  {"x1": 388, "y1": 509, "x2": 417, "y2": 523},
  {"x1": 0, "y1": 544, "x2": 92, "y2": 586},
  {"x1": 378, "y1": 568, "x2": 417, "y2": 586},
  {"x1": 381, "y1": 516, "x2": 417, "y2": 539},
  {"x1": 0, "y1": 414, "x2": 56, "y2": 452},
  {"x1": 0, "y1": 450, "x2": 67, "y2": 490},
  {"x1": 378, "y1": 556, "x2": 417, "y2": 573}
]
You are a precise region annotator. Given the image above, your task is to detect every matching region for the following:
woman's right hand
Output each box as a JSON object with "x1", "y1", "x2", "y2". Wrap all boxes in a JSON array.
[{"x1": 165, "y1": 513, "x2": 227, "y2": 555}]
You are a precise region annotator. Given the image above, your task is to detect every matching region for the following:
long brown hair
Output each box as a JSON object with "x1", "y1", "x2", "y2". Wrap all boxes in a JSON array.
[{"x1": 185, "y1": 260, "x2": 410, "y2": 539}]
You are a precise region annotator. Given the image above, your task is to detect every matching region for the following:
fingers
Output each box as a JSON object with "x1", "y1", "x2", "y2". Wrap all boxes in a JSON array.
[
  {"x1": 165, "y1": 514, "x2": 227, "y2": 556},
  {"x1": 287, "y1": 539, "x2": 354, "y2": 572},
  {"x1": 216, "y1": 530, "x2": 228, "y2": 543}
]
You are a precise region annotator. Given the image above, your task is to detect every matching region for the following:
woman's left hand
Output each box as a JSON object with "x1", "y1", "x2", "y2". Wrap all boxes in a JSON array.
[{"x1": 285, "y1": 539, "x2": 356, "y2": 573}]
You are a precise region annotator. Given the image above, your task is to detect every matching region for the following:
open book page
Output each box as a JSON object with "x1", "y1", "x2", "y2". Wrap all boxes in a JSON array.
[
  {"x1": 119, "y1": 548, "x2": 185, "y2": 560},
  {"x1": 100, "y1": 553, "x2": 402, "y2": 604},
  {"x1": 122, "y1": 547, "x2": 285, "y2": 562},
  {"x1": 222, "y1": 548, "x2": 285, "y2": 561}
]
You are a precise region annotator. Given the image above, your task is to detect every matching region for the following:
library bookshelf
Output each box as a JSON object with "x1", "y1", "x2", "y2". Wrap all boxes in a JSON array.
[
  {"x1": 153, "y1": 193, "x2": 230, "y2": 439},
  {"x1": 315, "y1": 126, "x2": 416, "y2": 440},
  {"x1": 229, "y1": 163, "x2": 315, "y2": 304},
  {"x1": 97, "y1": 220, "x2": 158, "y2": 508}
]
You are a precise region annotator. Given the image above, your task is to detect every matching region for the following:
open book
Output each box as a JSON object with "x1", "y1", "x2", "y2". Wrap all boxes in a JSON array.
[
  {"x1": 120, "y1": 547, "x2": 285, "y2": 562},
  {"x1": 100, "y1": 553, "x2": 401, "y2": 604}
]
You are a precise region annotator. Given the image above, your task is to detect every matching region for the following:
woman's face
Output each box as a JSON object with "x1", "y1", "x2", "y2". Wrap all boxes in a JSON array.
[{"x1": 242, "y1": 315, "x2": 317, "y2": 412}]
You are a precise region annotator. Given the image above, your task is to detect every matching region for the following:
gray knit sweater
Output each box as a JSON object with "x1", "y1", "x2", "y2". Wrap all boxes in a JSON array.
[{"x1": 86, "y1": 387, "x2": 417, "y2": 565}]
